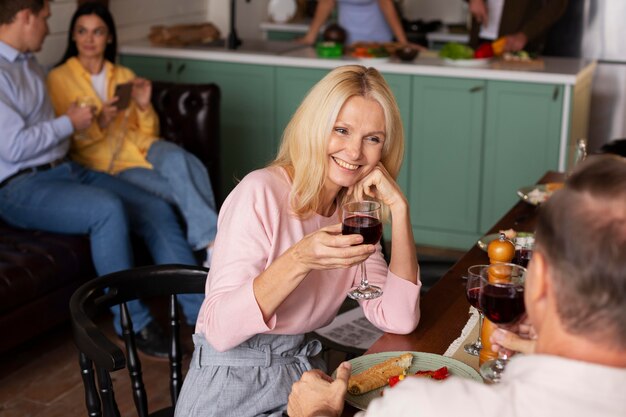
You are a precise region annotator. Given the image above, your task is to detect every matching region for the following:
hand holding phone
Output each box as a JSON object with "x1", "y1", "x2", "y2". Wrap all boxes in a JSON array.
[{"x1": 113, "y1": 82, "x2": 133, "y2": 110}]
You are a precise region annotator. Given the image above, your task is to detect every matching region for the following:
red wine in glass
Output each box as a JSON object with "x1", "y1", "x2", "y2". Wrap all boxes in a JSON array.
[
  {"x1": 342, "y1": 215, "x2": 382, "y2": 245},
  {"x1": 342, "y1": 201, "x2": 383, "y2": 300},
  {"x1": 466, "y1": 287, "x2": 481, "y2": 309},
  {"x1": 480, "y1": 284, "x2": 525, "y2": 324},
  {"x1": 513, "y1": 248, "x2": 532, "y2": 268}
]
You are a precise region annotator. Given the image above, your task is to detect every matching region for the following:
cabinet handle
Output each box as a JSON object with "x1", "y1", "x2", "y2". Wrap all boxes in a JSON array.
[
  {"x1": 552, "y1": 86, "x2": 559, "y2": 101},
  {"x1": 177, "y1": 63, "x2": 187, "y2": 75},
  {"x1": 469, "y1": 85, "x2": 484, "y2": 93},
  {"x1": 166, "y1": 61, "x2": 172, "y2": 73}
]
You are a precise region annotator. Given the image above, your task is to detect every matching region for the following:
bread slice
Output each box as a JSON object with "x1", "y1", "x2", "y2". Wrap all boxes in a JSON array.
[{"x1": 347, "y1": 353, "x2": 413, "y2": 395}]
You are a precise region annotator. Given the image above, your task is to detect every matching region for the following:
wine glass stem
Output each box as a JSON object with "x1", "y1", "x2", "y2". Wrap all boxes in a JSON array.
[
  {"x1": 359, "y1": 262, "x2": 369, "y2": 289},
  {"x1": 476, "y1": 312, "x2": 484, "y2": 345}
]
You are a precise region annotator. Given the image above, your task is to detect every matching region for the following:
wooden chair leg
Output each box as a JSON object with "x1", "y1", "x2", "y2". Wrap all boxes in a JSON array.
[
  {"x1": 169, "y1": 294, "x2": 182, "y2": 406},
  {"x1": 120, "y1": 302, "x2": 149, "y2": 417},
  {"x1": 78, "y1": 351, "x2": 102, "y2": 417},
  {"x1": 95, "y1": 366, "x2": 120, "y2": 417}
]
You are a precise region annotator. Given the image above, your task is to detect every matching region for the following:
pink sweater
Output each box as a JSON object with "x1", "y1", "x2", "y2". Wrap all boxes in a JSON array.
[{"x1": 195, "y1": 167, "x2": 421, "y2": 351}]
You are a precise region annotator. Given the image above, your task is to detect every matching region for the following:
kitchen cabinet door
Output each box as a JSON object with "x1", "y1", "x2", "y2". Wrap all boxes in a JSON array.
[
  {"x1": 410, "y1": 76, "x2": 486, "y2": 249},
  {"x1": 275, "y1": 67, "x2": 328, "y2": 144},
  {"x1": 481, "y1": 81, "x2": 563, "y2": 230},
  {"x1": 119, "y1": 55, "x2": 178, "y2": 82}
]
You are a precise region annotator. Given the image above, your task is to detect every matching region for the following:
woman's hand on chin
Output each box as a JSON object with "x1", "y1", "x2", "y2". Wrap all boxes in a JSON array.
[{"x1": 347, "y1": 163, "x2": 407, "y2": 211}]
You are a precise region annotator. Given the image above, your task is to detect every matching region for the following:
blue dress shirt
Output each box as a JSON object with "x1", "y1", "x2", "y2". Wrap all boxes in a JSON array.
[{"x1": 0, "y1": 41, "x2": 73, "y2": 183}]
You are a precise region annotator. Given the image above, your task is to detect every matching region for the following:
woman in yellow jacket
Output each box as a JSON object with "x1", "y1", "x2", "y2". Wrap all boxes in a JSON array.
[{"x1": 47, "y1": 2, "x2": 216, "y2": 266}]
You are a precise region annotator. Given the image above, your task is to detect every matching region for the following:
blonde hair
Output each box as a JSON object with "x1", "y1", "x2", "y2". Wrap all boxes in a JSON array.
[{"x1": 270, "y1": 65, "x2": 404, "y2": 217}]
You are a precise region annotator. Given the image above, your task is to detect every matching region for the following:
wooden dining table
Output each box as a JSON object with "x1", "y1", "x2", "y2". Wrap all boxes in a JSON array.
[{"x1": 341, "y1": 171, "x2": 565, "y2": 416}]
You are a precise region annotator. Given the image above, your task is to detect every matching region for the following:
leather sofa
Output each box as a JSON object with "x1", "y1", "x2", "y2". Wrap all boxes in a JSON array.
[{"x1": 0, "y1": 81, "x2": 220, "y2": 354}]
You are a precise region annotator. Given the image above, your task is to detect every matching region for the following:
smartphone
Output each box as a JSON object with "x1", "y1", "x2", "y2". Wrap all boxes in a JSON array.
[{"x1": 113, "y1": 82, "x2": 133, "y2": 110}]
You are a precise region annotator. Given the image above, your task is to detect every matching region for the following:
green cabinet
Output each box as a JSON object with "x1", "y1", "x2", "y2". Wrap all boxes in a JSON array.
[
  {"x1": 481, "y1": 82, "x2": 562, "y2": 230},
  {"x1": 120, "y1": 55, "x2": 183, "y2": 82},
  {"x1": 410, "y1": 77, "x2": 485, "y2": 249}
]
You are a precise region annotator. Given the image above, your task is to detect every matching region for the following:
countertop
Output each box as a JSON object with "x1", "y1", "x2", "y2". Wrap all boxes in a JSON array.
[{"x1": 120, "y1": 39, "x2": 596, "y2": 85}]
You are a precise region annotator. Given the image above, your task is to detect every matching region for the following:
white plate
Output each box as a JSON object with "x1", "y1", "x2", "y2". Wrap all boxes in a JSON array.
[
  {"x1": 334, "y1": 351, "x2": 482, "y2": 410},
  {"x1": 443, "y1": 57, "x2": 491, "y2": 67},
  {"x1": 268, "y1": 0, "x2": 297, "y2": 24},
  {"x1": 477, "y1": 232, "x2": 534, "y2": 252},
  {"x1": 517, "y1": 182, "x2": 564, "y2": 206}
]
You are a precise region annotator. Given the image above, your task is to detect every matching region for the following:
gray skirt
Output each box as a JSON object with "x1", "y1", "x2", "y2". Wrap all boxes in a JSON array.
[{"x1": 174, "y1": 333, "x2": 324, "y2": 417}]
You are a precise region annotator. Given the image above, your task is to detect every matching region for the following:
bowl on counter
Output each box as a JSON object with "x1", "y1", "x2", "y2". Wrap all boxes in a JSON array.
[
  {"x1": 316, "y1": 41, "x2": 343, "y2": 58},
  {"x1": 395, "y1": 45, "x2": 419, "y2": 62}
]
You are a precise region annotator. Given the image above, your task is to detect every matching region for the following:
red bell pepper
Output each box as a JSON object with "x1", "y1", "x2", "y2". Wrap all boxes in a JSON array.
[{"x1": 474, "y1": 43, "x2": 494, "y2": 59}]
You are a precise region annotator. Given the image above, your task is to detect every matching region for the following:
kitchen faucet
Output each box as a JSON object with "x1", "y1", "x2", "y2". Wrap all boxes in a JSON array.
[{"x1": 228, "y1": 0, "x2": 252, "y2": 50}]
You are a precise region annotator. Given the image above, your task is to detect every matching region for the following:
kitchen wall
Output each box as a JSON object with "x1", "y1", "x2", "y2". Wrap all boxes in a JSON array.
[
  {"x1": 37, "y1": 0, "x2": 209, "y2": 67},
  {"x1": 402, "y1": 0, "x2": 467, "y2": 23}
]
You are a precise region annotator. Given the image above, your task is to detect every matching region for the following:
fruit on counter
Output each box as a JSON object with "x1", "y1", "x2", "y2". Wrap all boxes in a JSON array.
[
  {"x1": 351, "y1": 45, "x2": 390, "y2": 59},
  {"x1": 474, "y1": 42, "x2": 494, "y2": 59},
  {"x1": 438, "y1": 42, "x2": 474, "y2": 60},
  {"x1": 491, "y1": 37, "x2": 506, "y2": 56},
  {"x1": 487, "y1": 233, "x2": 515, "y2": 264}
]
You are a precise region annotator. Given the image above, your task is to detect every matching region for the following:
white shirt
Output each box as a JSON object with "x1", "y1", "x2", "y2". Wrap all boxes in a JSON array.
[
  {"x1": 479, "y1": 0, "x2": 505, "y2": 40},
  {"x1": 356, "y1": 354, "x2": 626, "y2": 417},
  {"x1": 90, "y1": 66, "x2": 108, "y2": 102}
]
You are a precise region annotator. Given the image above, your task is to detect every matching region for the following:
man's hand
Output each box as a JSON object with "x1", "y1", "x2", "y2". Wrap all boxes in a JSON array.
[
  {"x1": 491, "y1": 323, "x2": 537, "y2": 356},
  {"x1": 287, "y1": 361, "x2": 351, "y2": 417},
  {"x1": 66, "y1": 103, "x2": 94, "y2": 131},
  {"x1": 469, "y1": 0, "x2": 488, "y2": 24},
  {"x1": 504, "y1": 32, "x2": 528, "y2": 52}
]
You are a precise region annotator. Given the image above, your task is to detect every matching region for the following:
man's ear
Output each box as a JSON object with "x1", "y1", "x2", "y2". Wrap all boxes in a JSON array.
[{"x1": 526, "y1": 251, "x2": 550, "y2": 326}]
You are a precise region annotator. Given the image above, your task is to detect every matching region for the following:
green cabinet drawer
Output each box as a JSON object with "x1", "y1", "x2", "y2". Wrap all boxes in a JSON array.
[{"x1": 481, "y1": 81, "x2": 562, "y2": 230}]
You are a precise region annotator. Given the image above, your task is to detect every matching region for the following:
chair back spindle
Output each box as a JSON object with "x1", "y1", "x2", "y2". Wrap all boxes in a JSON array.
[{"x1": 70, "y1": 264, "x2": 208, "y2": 417}]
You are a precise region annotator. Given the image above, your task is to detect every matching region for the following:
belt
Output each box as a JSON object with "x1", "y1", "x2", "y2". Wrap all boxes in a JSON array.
[{"x1": 0, "y1": 157, "x2": 68, "y2": 188}]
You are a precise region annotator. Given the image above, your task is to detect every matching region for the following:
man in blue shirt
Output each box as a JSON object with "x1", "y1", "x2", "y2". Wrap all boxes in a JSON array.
[{"x1": 0, "y1": 0, "x2": 203, "y2": 358}]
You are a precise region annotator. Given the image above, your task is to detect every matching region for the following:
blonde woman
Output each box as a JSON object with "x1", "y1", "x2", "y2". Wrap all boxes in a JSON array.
[{"x1": 174, "y1": 65, "x2": 421, "y2": 417}]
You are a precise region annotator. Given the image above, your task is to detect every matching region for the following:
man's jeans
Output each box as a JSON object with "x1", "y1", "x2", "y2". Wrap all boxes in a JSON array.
[{"x1": 0, "y1": 161, "x2": 203, "y2": 332}]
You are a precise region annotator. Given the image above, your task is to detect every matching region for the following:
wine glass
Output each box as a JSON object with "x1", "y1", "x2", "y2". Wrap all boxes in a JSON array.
[
  {"x1": 463, "y1": 264, "x2": 488, "y2": 356},
  {"x1": 478, "y1": 262, "x2": 526, "y2": 383},
  {"x1": 342, "y1": 201, "x2": 383, "y2": 300},
  {"x1": 75, "y1": 96, "x2": 97, "y2": 141}
]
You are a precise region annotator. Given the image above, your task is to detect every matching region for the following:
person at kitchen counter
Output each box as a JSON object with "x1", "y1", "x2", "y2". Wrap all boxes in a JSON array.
[
  {"x1": 46, "y1": 2, "x2": 219, "y2": 269},
  {"x1": 468, "y1": 0, "x2": 568, "y2": 54},
  {"x1": 299, "y1": 0, "x2": 414, "y2": 46}
]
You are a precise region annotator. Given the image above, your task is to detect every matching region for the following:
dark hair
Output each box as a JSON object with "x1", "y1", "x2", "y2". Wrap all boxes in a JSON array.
[
  {"x1": 0, "y1": 0, "x2": 45, "y2": 25},
  {"x1": 535, "y1": 155, "x2": 626, "y2": 348},
  {"x1": 57, "y1": 1, "x2": 117, "y2": 66}
]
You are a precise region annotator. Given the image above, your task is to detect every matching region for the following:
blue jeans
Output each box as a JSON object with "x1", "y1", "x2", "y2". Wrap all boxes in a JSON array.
[
  {"x1": 117, "y1": 140, "x2": 218, "y2": 251},
  {"x1": 0, "y1": 161, "x2": 203, "y2": 332}
]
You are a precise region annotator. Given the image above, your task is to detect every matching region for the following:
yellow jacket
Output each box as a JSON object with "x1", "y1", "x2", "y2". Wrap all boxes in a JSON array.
[{"x1": 47, "y1": 57, "x2": 159, "y2": 174}]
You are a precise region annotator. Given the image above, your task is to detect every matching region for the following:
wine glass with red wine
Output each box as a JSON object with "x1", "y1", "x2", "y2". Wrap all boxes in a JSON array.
[
  {"x1": 342, "y1": 201, "x2": 383, "y2": 300},
  {"x1": 478, "y1": 263, "x2": 526, "y2": 383},
  {"x1": 464, "y1": 265, "x2": 488, "y2": 356}
]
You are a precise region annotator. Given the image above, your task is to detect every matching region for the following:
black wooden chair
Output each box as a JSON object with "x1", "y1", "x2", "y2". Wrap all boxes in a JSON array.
[{"x1": 69, "y1": 264, "x2": 208, "y2": 417}]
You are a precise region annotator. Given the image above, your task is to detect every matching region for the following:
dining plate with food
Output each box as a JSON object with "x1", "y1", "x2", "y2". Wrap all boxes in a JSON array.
[
  {"x1": 517, "y1": 182, "x2": 564, "y2": 205},
  {"x1": 335, "y1": 351, "x2": 481, "y2": 410}
]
